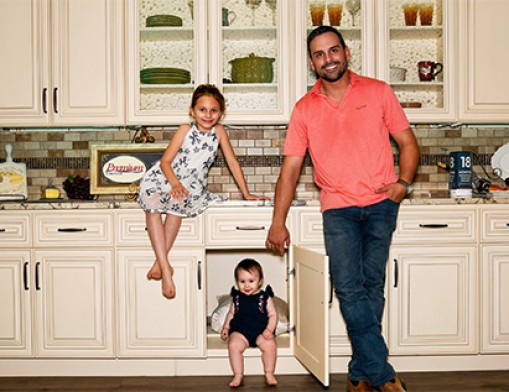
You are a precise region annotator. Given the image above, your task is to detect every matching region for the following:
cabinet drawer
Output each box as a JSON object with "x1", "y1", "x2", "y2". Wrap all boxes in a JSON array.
[
  {"x1": 34, "y1": 211, "x2": 113, "y2": 247},
  {"x1": 294, "y1": 207, "x2": 323, "y2": 245},
  {"x1": 393, "y1": 206, "x2": 477, "y2": 243},
  {"x1": 0, "y1": 212, "x2": 31, "y2": 247},
  {"x1": 205, "y1": 208, "x2": 289, "y2": 248},
  {"x1": 481, "y1": 207, "x2": 509, "y2": 242},
  {"x1": 115, "y1": 210, "x2": 203, "y2": 246}
]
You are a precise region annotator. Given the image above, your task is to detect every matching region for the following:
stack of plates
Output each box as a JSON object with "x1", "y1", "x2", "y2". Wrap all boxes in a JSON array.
[
  {"x1": 146, "y1": 14, "x2": 183, "y2": 27},
  {"x1": 140, "y1": 67, "x2": 191, "y2": 84}
]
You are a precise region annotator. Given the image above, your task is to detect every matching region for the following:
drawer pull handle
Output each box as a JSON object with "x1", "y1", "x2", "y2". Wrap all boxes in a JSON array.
[
  {"x1": 24, "y1": 261, "x2": 29, "y2": 291},
  {"x1": 0, "y1": 228, "x2": 5, "y2": 232},
  {"x1": 35, "y1": 262, "x2": 41, "y2": 291},
  {"x1": 393, "y1": 259, "x2": 399, "y2": 288},
  {"x1": 197, "y1": 260, "x2": 202, "y2": 290},
  {"x1": 235, "y1": 225, "x2": 265, "y2": 231},
  {"x1": 57, "y1": 228, "x2": 87, "y2": 232},
  {"x1": 419, "y1": 224, "x2": 448, "y2": 229}
]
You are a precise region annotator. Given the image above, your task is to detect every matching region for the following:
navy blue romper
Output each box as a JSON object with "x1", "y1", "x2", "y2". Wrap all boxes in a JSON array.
[{"x1": 228, "y1": 285, "x2": 274, "y2": 347}]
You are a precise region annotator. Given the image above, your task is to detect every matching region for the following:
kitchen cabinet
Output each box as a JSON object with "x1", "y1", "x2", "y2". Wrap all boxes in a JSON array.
[
  {"x1": 204, "y1": 206, "x2": 330, "y2": 386},
  {"x1": 388, "y1": 206, "x2": 478, "y2": 354},
  {"x1": 0, "y1": 0, "x2": 124, "y2": 127},
  {"x1": 294, "y1": 0, "x2": 376, "y2": 102},
  {"x1": 126, "y1": 0, "x2": 292, "y2": 125},
  {"x1": 0, "y1": 211, "x2": 114, "y2": 357},
  {"x1": 2, "y1": 203, "x2": 509, "y2": 377},
  {"x1": 480, "y1": 206, "x2": 509, "y2": 353},
  {"x1": 376, "y1": 0, "x2": 457, "y2": 122},
  {"x1": 115, "y1": 210, "x2": 206, "y2": 357},
  {"x1": 32, "y1": 211, "x2": 114, "y2": 357},
  {"x1": 0, "y1": 211, "x2": 32, "y2": 356},
  {"x1": 457, "y1": 0, "x2": 509, "y2": 123}
]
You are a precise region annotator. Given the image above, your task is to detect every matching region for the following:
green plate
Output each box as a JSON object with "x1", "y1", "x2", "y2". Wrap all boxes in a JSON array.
[{"x1": 146, "y1": 15, "x2": 183, "y2": 27}]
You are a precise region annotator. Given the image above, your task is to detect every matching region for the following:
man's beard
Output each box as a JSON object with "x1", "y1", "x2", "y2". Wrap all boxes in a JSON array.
[{"x1": 317, "y1": 61, "x2": 348, "y2": 82}]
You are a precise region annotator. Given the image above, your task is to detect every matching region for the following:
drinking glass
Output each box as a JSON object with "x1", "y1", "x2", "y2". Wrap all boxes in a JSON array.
[
  {"x1": 344, "y1": 0, "x2": 361, "y2": 26},
  {"x1": 245, "y1": 0, "x2": 263, "y2": 26},
  {"x1": 265, "y1": 0, "x2": 277, "y2": 26}
]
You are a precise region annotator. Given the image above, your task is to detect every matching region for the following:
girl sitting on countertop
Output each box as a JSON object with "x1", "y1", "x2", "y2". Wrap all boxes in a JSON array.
[{"x1": 138, "y1": 84, "x2": 267, "y2": 299}]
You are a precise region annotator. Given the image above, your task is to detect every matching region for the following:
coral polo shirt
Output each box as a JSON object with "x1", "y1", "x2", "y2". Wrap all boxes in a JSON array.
[{"x1": 284, "y1": 71, "x2": 410, "y2": 211}]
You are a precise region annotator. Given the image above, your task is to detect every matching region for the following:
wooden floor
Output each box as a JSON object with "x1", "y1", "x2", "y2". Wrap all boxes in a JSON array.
[{"x1": 1, "y1": 371, "x2": 509, "y2": 391}]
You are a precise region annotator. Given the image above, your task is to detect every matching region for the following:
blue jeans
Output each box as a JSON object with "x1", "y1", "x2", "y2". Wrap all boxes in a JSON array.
[{"x1": 322, "y1": 199, "x2": 399, "y2": 387}]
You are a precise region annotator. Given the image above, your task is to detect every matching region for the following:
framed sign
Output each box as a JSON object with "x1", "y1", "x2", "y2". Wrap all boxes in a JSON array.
[{"x1": 90, "y1": 143, "x2": 167, "y2": 194}]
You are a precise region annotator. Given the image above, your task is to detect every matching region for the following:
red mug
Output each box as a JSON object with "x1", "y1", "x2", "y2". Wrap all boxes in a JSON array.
[{"x1": 418, "y1": 61, "x2": 443, "y2": 81}]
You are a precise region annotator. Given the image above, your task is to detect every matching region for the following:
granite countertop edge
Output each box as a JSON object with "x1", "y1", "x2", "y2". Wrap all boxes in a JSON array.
[{"x1": 1, "y1": 196, "x2": 509, "y2": 210}]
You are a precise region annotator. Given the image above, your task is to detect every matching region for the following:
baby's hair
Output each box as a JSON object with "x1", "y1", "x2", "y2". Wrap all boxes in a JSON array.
[
  {"x1": 234, "y1": 258, "x2": 264, "y2": 281},
  {"x1": 191, "y1": 83, "x2": 225, "y2": 113}
]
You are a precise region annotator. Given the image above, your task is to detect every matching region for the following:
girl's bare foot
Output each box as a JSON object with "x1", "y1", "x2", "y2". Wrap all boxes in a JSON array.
[
  {"x1": 229, "y1": 374, "x2": 243, "y2": 388},
  {"x1": 146, "y1": 261, "x2": 162, "y2": 280},
  {"x1": 265, "y1": 372, "x2": 278, "y2": 386},
  {"x1": 161, "y1": 265, "x2": 175, "y2": 299}
]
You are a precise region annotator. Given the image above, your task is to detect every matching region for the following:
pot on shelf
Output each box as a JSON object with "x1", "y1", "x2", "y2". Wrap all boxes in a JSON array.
[{"x1": 229, "y1": 53, "x2": 275, "y2": 84}]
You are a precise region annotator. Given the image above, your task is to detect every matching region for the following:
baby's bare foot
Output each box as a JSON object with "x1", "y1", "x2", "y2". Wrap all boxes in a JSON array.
[
  {"x1": 265, "y1": 373, "x2": 278, "y2": 386},
  {"x1": 146, "y1": 261, "x2": 162, "y2": 280},
  {"x1": 228, "y1": 374, "x2": 243, "y2": 388}
]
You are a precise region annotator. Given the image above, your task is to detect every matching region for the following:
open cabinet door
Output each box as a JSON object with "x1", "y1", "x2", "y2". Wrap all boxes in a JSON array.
[{"x1": 291, "y1": 245, "x2": 330, "y2": 387}]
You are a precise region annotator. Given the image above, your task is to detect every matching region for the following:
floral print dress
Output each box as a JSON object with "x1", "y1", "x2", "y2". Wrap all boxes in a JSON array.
[{"x1": 138, "y1": 124, "x2": 226, "y2": 217}]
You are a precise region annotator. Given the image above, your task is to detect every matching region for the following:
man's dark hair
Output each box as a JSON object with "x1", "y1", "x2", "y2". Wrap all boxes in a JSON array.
[{"x1": 307, "y1": 26, "x2": 347, "y2": 57}]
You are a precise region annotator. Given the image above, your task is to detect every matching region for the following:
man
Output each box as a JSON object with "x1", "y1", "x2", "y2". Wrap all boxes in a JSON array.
[{"x1": 265, "y1": 26, "x2": 419, "y2": 392}]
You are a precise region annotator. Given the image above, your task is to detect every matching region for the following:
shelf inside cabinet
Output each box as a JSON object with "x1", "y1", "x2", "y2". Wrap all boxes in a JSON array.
[
  {"x1": 306, "y1": 27, "x2": 361, "y2": 40},
  {"x1": 390, "y1": 26, "x2": 442, "y2": 39},
  {"x1": 223, "y1": 83, "x2": 277, "y2": 93},
  {"x1": 140, "y1": 27, "x2": 193, "y2": 41},
  {"x1": 140, "y1": 83, "x2": 194, "y2": 92},
  {"x1": 223, "y1": 27, "x2": 277, "y2": 40},
  {"x1": 391, "y1": 81, "x2": 443, "y2": 89}
]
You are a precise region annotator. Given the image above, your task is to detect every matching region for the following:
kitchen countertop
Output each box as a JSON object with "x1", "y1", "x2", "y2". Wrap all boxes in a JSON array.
[{"x1": 1, "y1": 193, "x2": 509, "y2": 210}]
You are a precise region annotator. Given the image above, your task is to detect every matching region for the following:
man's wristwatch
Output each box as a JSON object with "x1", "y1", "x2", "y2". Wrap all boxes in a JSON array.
[{"x1": 397, "y1": 178, "x2": 412, "y2": 194}]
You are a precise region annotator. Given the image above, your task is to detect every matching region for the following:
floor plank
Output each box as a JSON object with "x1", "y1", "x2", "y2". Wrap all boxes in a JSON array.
[{"x1": 1, "y1": 371, "x2": 508, "y2": 391}]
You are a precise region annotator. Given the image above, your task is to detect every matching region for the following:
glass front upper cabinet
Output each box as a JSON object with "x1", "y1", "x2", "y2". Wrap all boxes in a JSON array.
[
  {"x1": 294, "y1": 0, "x2": 376, "y2": 103},
  {"x1": 377, "y1": 0, "x2": 457, "y2": 122},
  {"x1": 208, "y1": 0, "x2": 292, "y2": 124},
  {"x1": 126, "y1": 0, "x2": 207, "y2": 125},
  {"x1": 127, "y1": 0, "x2": 292, "y2": 125}
]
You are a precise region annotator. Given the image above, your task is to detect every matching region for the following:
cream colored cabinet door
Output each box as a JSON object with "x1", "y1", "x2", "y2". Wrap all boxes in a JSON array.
[
  {"x1": 293, "y1": 208, "x2": 351, "y2": 356},
  {"x1": 0, "y1": 0, "x2": 49, "y2": 126},
  {"x1": 458, "y1": 0, "x2": 509, "y2": 122},
  {"x1": 0, "y1": 251, "x2": 32, "y2": 356},
  {"x1": 481, "y1": 246, "x2": 509, "y2": 353},
  {"x1": 33, "y1": 250, "x2": 114, "y2": 357},
  {"x1": 388, "y1": 245, "x2": 478, "y2": 355},
  {"x1": 117, "y1": 248, "x2": 206, "y2": 357},
  {"x1": 0, "y1": 0, "x2": 124, "y2": 127},
  {"x1": 291, "y1": 245, "x2": 330, "y2": 387},
  {"x1": 50, "y1": 0, "x2": 124, "y2": 125}
]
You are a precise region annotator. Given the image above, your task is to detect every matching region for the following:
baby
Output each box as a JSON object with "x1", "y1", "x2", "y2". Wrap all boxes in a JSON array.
[{"x1": 221, "y1": 258, "x2": 278, "y2": 387}]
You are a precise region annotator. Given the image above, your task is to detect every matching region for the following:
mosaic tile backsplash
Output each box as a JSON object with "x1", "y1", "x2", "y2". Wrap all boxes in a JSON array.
[{"x1": 1, "y1": 125, "x2": 508, "y2": 201}]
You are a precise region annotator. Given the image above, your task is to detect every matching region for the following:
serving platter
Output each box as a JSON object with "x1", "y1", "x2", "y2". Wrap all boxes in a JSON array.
[{"x1": 491, "y1": 143, "x2": 509, "y2": 179}]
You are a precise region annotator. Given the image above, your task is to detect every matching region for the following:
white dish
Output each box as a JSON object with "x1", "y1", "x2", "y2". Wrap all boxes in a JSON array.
[{"x1": 491, "y1": 143, "x2": 509, "y2": 180}]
